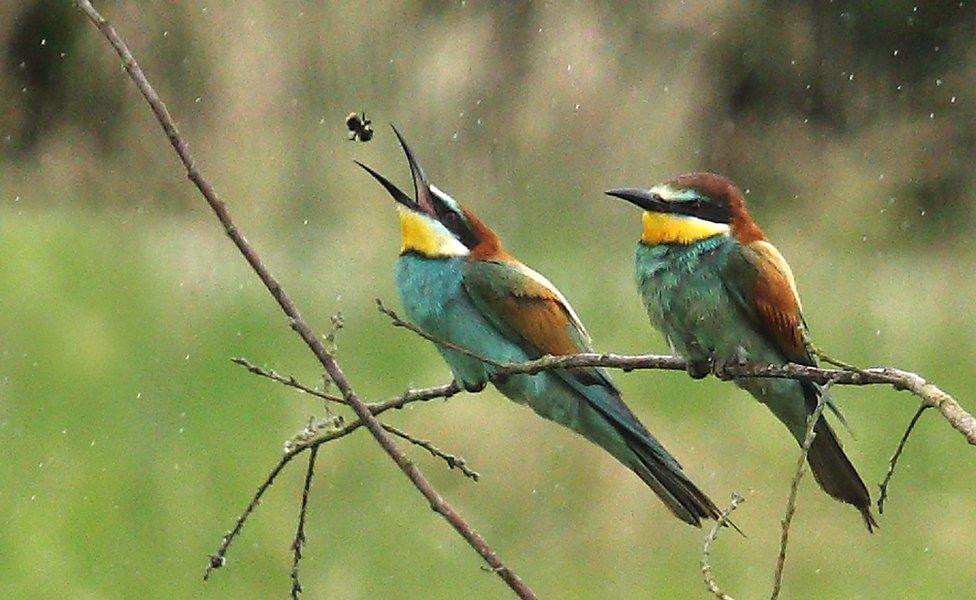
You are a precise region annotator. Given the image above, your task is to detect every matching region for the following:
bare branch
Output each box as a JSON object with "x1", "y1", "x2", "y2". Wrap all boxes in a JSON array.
[
  {"x1": 74, "y1": 4, "x2": 536, "y2": 597},
  {"x1": 770, "y1": 395, "x2": 828, "y2": 600},
  {"x1": 702, "y1": 493, "x2": 745, "y2": 600},
  {"x1": 291, "y1": 445, "x2": 320, "y2": 600},
  {"x1": 878, "y1": 404, "x2": 930, "y2": 514},
  {"x1": 391, "y1": 329, "x2": 975, "y2": 447},
  {"x1": 232, "y1": 358, "x2": 478, "y2": 479},
  {"x1": 383, "y1": 423, "x2": 481, "y2": 482},
  {"x1": 379, "y1": 296, "x2": 972, "y2": 447}
]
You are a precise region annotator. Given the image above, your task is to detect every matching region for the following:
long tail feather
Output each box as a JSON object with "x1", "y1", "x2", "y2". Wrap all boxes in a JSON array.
[
  {"x1": 807, "y1": 418, "x2": 878, "y2": 532},
  {"x1": 627, "y1": 437, "x2": 723, "y2": 527}
]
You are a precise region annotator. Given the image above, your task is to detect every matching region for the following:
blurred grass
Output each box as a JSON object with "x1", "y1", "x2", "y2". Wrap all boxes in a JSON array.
[{"x1": 1, "y1": 1, "x2": 975, "y2": 598}]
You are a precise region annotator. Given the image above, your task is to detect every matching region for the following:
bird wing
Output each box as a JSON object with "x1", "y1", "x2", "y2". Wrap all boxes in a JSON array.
[
  {"x1": 722, "y1": 239, "x2": 813, "y2": 364},
  {"x1": 462, "y1": 257, "x2": 599, "y2": 372},
  {"x1": 461, "y1": 257, "x2": 649, "y2": 427},
  {"x1": 720, "y1": 239, "x2": 858, "y2": 425}
]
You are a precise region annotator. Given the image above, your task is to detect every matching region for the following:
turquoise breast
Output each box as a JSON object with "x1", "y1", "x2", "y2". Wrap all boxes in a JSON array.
[{"x1": 394, "y1": 254, "x2": 536, "y2": 394}]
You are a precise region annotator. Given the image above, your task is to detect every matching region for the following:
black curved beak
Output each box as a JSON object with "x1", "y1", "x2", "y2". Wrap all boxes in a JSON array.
[
  {"x1": 355, "y1": 160, "x2": 417, "y2": 210},
  {"x1": 355, "y1": 125, "x2": 436, "y2": 215},
  {"x1": 391, "y1": 125, "x2": 436, "y2": 214},
  {"x1": 605, "y1": 188, "x2": 669, "y2": 212}
]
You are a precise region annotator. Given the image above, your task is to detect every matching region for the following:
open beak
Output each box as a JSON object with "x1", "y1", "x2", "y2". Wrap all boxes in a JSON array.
[
  {"x1": 605, "y1": 188, "x2": 670, "y2": 212},
  {"x1": 355, "y1": 125, "x2": 436, "y2": 215}
]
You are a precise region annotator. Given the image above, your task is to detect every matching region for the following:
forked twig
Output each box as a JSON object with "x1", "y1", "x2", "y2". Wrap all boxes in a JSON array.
[
  {"x1": 702, "y1": 493, "x2": 745, "y2": 600},
  {"x1": 232, "y1": 357, "x2": 479, "y2": 480}
]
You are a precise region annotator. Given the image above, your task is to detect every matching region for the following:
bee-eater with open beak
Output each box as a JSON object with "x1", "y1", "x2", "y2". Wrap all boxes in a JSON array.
[
  {"x1": 356, "y1": 130, "x2": 720, "y2": 526},
  {"x1": 606, "y1": 173, "x2": 877, "y2": 531}
]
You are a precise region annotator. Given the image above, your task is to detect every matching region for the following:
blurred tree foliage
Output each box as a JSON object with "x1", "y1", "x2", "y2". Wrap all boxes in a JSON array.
[
  {"x1": 697, "y1": 1, "x2": 975, "y2": 231},
  {"x1": 2, "y1": 1, "x2": 208, "y2": 156},
  {"x1": 0, "y1": 0, "x2": 972, "y2": 231}
]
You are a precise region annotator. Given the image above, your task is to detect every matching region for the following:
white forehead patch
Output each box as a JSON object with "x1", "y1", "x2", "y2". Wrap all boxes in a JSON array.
[
  {"x1": 649, "y1": 184, "x2": 701, "y2": 202},
  {"x1": 429, "y1": 184, "x2": 461, "y2": 213}
]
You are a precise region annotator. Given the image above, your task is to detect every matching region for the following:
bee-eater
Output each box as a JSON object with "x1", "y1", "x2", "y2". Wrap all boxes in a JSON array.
[
  {"x1": 356, "y1": 130, "x2": 720, "y2": 526},
  {"x1": 606, "y1": 172, "x2": 877, "y2": 531}
]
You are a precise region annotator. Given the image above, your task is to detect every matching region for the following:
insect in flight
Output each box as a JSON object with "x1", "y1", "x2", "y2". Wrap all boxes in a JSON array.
[{"x1": 345, "y1": 111, "x2": 374, "y2": 142}]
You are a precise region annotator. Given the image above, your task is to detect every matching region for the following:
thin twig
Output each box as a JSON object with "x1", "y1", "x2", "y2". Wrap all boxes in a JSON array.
[
  {"x1": 878, "y1": 404, "x2": 929, "y2": 514},
  {"x1": 383, "y1": 423, "x2": 481, "y2": 482},
  {"x1": 205, "y1": 452, "x2": 292, "y2": 580},
  {"x1": 203, "y1": 378, "x2": 470, "y2": 571},
  {"x1": 232, "y1": 357, "x2": 345, "y2": 406},
  {"x1": 770, "y1": 396, "x2": 828, "y2": 600},
  {"x1": 702, "y1": 493, "x2": 745, "y2": 600},
  {"x1": 74, "y1": 4, "x2": 536, "y2": 597},
  {"x1": 376, "y1": 299, "x2": 503, "y2": 366},
  {"x1": 291, "y1": 445, "x2": 320, "y2": 600},
  {"x1": 232, "y1": 357, "x2": 464, "y2": 412}
]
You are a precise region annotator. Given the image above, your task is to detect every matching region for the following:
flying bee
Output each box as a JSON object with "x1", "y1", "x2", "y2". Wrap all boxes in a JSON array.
[{"x1": 345, "y1": 111, "x2": 373, "y2": 142}]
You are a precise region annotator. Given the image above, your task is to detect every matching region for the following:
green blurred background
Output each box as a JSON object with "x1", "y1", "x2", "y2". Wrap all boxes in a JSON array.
[{"x1": 2, "y1": 1, "x2": 974, "y2": 598}]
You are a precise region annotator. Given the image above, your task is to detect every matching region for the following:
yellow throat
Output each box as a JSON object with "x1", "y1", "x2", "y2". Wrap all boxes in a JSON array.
[
  {"x1": 397, "y1": 207, "x2": 468, "y2": 257},
  {"x1": 640, "y1": 211, "x2": 730, "y2": 246}
]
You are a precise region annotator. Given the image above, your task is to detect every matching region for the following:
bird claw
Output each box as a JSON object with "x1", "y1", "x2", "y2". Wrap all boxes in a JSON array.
[
  {"x1": 712, "y1": 355, "x2": 749, "y2": 381},
  {"x1": 685, "y1": 356, "x2": 741, "y2": 381},
  {"x1": 711, "y1": 359, "x2": 733, "y2": 381},
  {"x1": 463, "y1": 379, "x2": 487, "y2": 393},
  {"x1": 685, "y1": 359, "x2": 712, "y2": 380}
]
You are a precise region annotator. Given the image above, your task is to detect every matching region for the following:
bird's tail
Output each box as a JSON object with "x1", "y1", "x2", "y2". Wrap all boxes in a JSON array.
[
  {"x1": 625, "y1": 435, "x2": 722, "y2": 527},
  {"x1": 526, "y1": 368, "x2": 722, "y2": 527},
  {"x1": 807, "y1": 418, "x2": 878, "y2": 532}
]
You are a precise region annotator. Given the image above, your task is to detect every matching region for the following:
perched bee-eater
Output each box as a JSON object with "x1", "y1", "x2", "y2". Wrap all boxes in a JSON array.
[
  {"x1": 356, "y1": 130, "x2": 720, "y2": 526},
  {"x1": 606, "y1": 173, "x2": 877, "y2": 531}
]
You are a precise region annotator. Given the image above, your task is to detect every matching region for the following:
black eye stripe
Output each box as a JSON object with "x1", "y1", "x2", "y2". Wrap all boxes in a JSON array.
[
  {"x1": 670, "y1": 199, "x2": 731, "y2": 224},
  {"x1": 435, "y1": 207, "x2": 478, "y2": 248}
]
